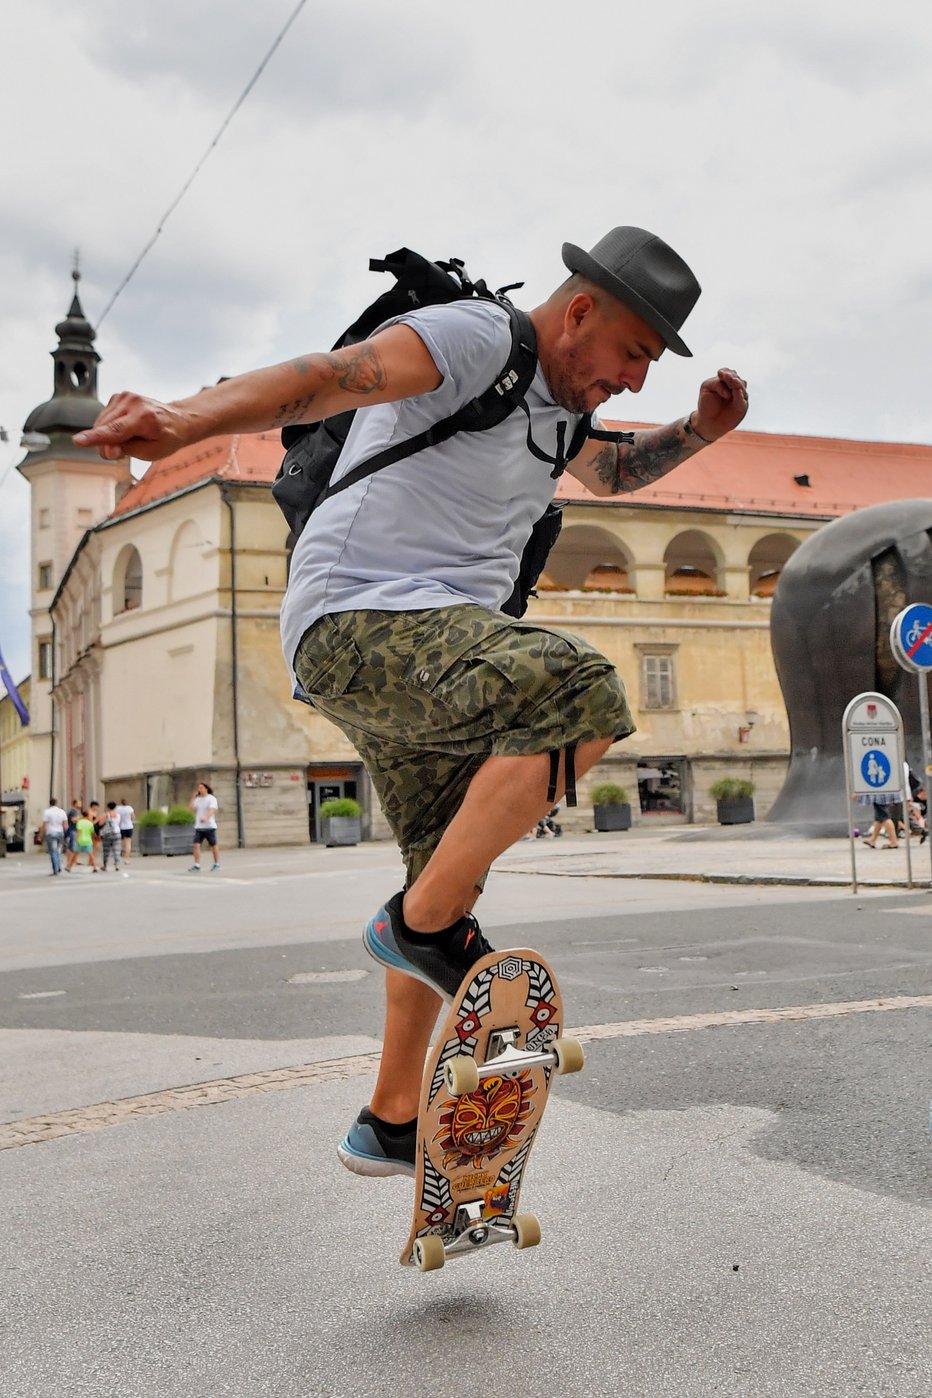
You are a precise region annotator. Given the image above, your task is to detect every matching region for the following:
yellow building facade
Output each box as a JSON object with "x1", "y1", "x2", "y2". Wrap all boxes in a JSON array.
[
  {"x1": 20, "y1": 280, "x2": 932, "y2": 846},
  {"x1": 0, "y1": 676, "x2": 32, "y2": 851}
]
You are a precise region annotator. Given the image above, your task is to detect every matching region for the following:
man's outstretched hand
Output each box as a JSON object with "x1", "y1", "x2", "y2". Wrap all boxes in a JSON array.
[
  {"x1": 73, "y1": 393, "x2": 192, "y2": 462},
  {"x1": 692, "y1": 368, "x2": 749, "y2": 442}
]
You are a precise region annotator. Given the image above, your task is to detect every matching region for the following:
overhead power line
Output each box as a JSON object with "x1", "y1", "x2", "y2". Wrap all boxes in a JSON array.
[{"x1": 96, "y1": 0, "x2": 308, "y2": 328}]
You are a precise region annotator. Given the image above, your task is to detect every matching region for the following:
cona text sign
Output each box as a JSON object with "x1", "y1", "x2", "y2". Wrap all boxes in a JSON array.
[
  {"x1": 842, "y1": 691, "x2": 912, "y2": 893},
  {"x1": 843, "y1": 693, "x2": 903, "y2": 798}
]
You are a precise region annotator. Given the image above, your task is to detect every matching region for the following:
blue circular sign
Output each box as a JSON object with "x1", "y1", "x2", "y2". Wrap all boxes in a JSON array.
[
  {"x1": 891, "y1": 604, "x2": 932, "y2": 672},
  {"x1": 860, "y1": 749, "x2": 891, "y2": 787}
]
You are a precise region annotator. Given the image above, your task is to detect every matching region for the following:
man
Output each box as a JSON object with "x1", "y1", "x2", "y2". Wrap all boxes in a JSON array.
[
  {"x1": 75, "y1": 226, "x2": 748, "y2": 1175},
  {"x1": 64, "y1": 798, "x2": 81, "y2": 868},
  {"x1": 189, "y1": 782, "x2": 220, "y2": 871},
  {"x1": 116, "y1": 796, "x2": 135, "y2": 865},
  {"x1": 39, "y1": 799, "x2": 68, "y2": 876}
]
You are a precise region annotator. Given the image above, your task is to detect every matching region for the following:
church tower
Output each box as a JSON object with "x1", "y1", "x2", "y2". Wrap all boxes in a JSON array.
[{"x1": 17, "y1": 269, "x2": 131, "y2": 830}]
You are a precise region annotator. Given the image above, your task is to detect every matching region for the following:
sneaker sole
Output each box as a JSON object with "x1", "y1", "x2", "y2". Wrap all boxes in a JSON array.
[
  {"x1": 336, "y1": 1138, "x2": 415, "y2": 1179},
  {"x1": 362, "y1": 915, "x2": 454, "y2": 1004}
]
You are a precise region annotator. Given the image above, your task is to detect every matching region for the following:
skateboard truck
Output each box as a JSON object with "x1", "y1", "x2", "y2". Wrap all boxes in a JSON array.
[
  {"x1": 449, "y1": 1202, "x2": 514, "y2": 1255},
  {"x1": 412, "y1": 1204, "x2": 543, "y2": 1271},
  {"x1": 443, "y1": 1034, "x2": 585, "y2": 1096}
]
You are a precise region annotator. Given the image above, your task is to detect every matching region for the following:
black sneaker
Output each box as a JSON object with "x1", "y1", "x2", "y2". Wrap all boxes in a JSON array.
[
  {"x1": 337, "y1": 1106, "x2": 416, "y2": 1178},
  {"x1": 363, "y1": 890, "x2": 494, "y2": 1002}
]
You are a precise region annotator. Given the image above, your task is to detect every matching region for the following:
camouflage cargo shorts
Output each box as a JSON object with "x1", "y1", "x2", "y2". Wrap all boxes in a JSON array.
[{"x1": 293, "y1": 605, "x2": 635, "y2": 884}]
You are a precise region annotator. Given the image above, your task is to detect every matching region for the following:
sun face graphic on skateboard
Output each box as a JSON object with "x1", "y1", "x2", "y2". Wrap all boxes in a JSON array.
[{"x1": 434, "y1": 1071, "x2": 536, "y2": 1170}]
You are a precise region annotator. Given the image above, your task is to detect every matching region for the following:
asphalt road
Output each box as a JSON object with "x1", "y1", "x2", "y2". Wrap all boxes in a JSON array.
[{"x1": 1, "y1": 843, "x2": 930, "y2": 1397}]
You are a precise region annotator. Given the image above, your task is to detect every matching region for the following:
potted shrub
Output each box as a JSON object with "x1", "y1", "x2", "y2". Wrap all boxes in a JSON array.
[
  {"x1": 320, "y1": 797, "x2": 363, "y2": 846},
  {"x1": 710, "y1": 777, "x2": 755, "y2": 825},
  {"x1": 591, "y1": 782, "x2": 632, "y2": 832},
  {"x1": 137, "y1": 808, "x2": 167, "y2": 856},
  {"x1": 163, "y1": 803, "x2": 196, "y2": 856}
]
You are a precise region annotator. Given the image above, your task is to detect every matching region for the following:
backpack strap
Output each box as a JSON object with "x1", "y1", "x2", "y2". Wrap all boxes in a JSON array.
[
  {"x1": 511, "y1": 409, "x2": 637, "y2": 483},
  {"x1": 320, "y1": 302, "x2": 538, "y2": 503}
]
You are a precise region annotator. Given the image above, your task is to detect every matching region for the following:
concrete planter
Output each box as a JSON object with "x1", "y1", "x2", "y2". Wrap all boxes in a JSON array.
[
  {"x1": 139, "y1": 824, "x2": 194, "y2": 856},
  {"x1": 593, "y1": 802, "x2": 632, "y2": 832},
  {"x1": 716, "y1": 797, "x2": 755, "y2": 825},
  {"x1": 323, "y1": 816, "x2": 361, "y2": 847}
]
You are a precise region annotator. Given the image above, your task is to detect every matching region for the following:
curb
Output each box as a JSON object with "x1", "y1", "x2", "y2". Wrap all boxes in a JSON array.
[{"x1": 503, "y1": 866, "x2": 931, "y2": 890}]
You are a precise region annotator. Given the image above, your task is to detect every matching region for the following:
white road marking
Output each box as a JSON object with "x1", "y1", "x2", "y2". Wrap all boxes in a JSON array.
[{"x1": 2, "y1": 992, "x2": 929, "y2": 1152}]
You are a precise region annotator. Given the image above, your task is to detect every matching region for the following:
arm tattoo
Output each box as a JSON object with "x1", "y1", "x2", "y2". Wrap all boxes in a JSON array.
[
  {"x1": 596, "y1": 420, "x2": 696, "y2": 495},
  {"x1": 268, "y1": 344, "x2": 386, "y2": 427},
  {"x1": 270, "y1": 394, "x2": 318, "y2": 428},
  {"x1": 326, "y1": 342, "x2": 386, "y2": 394}
]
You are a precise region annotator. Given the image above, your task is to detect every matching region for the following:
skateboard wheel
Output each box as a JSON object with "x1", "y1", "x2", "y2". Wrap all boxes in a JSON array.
[
  {"x1": 551, "y1": 1036, "x2": 585, "y2": 1075},
  {"x1": 512, "y1": 1213, "x2": 542, "y2": 1249},
  {"x1": 444, "y1": 1054, "x2": 480, "y2": 1096},
  {"x1": 414, "y1": 1234, "x2": 446, "y2": 1272}
]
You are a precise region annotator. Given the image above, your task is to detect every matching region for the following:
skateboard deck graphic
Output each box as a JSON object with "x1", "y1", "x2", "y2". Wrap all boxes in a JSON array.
[{"x1": 401, "y1": 947, "x2": 583, "y2": 1270}]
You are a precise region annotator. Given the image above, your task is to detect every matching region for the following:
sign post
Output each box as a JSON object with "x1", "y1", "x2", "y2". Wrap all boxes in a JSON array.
[
  {"x1": 842, "y1": 692, "x2": 907, "y2": 894},
  {"x1": 890, "y1": 604, "x2": 932, "y2": 886}
]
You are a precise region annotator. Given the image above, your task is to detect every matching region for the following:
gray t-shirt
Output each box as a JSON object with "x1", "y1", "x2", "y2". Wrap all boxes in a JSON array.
[{"x1": 279, "y1": 299, "x2": 590, "y2": 673}]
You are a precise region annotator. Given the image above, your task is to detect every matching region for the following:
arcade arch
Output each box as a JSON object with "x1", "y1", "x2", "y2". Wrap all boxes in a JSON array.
[
  {"x1": 664, "y1": 530, "x2": 723, "y2": 596},
  {"x1": 748, "y1": 533, "x2": 800, "y2": 596},
  {"x1": 538, "y1": 523, "x2": 633, "y2": 593}
]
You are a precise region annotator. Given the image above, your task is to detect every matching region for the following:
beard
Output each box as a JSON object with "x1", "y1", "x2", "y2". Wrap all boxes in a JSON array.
[{"x1": 545, "y1": 343, "x2": 591, "y2": 414}]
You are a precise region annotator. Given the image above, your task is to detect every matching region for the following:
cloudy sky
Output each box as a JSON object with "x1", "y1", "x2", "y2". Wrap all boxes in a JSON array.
[{"x1": 1, "y1": 0, "x2": 929, "y2": 683}]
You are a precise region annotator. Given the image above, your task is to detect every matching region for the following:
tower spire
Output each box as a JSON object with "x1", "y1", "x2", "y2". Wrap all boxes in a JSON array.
[{"x1": 19, "y1": 265, "x2": 104, "y2": 457}]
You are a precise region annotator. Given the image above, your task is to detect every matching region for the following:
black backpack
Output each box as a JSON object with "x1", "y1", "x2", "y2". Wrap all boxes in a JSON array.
[{"x1": 272, "y1": 248, "x2": 630, "y2": 616}]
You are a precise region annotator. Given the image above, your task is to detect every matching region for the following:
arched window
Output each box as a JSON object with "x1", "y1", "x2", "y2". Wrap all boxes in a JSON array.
[
  {"x1": 748, "y1": 534, "x2": 800, "y2": 597},
  {"x1": 113, "y1": 545, "x2": 143, "y2": 614},
  {"x1": 664, "y1": 531, "x2": 723, "y2": 596}
]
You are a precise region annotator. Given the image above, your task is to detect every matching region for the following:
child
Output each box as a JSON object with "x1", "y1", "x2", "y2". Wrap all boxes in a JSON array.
[{"x1": 75, "y1": 810, "x2": 99, "y2": 871}]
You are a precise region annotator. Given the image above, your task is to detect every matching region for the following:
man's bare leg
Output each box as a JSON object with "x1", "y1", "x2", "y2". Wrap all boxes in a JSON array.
[
  {"x1": 404, "y1": 737, "x2": 614, "y2": 930},
  {"x1": 369, "y1": 973, "x2": 442, "y2": 1122},
  {"x1": 369, "y1": 736, "x2": 614, "y2": 1121}
]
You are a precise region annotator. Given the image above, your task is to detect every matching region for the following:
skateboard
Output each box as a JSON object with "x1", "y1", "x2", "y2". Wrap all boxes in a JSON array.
[{"x1": 401, "y1": 947, "x2": 584, "y2": 1271}]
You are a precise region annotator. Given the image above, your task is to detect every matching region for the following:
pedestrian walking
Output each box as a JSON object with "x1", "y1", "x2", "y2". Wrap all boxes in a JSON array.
[
  {"x1": 101, "y1": 801, "x2": 123, "y2": 872},
  {"x1": 88, "y1": 801, "x2": 106, "y2": 860},
  {"x1": 189, "y1": 782, "x2": 220, "y2": 871},
  {"x1": 116, "y1": 797, "x2": 135, "y2": 864},
  {"x1": 74, "y1": 810, "x2": 99, "y2": 872},
  {"x1": 64, "y1": 798, "x2": 81, "y2": 866},
  {"x1": 75, "y1": 223, "x2": 748, "y2": 1175},
  {"x1": 39, "y1": 799, "x2": 68, "y2": 875}
]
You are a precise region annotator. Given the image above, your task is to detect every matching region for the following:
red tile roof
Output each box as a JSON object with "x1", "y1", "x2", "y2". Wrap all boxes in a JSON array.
[
  {"x1": 111, "y1": 432, "x2": 283, "y2": 515},
  {"x1": 110, "y1": 422, "x2": 932, "y2": 521},
  {"x1": 556, "y1": 422, "x2": 932, "y2": 517}
]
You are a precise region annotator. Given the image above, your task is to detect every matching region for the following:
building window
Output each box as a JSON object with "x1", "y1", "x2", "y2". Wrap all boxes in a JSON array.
[
  {"x1": 641, "y1": 651, "x2": 677, "y2": 710},
  {"x1": 38, "y1": 639, "x2": 52, "y2": 680},
  {"x1": 77, "y1": 508, "x2": 93, "y2": 526},
  {"x1": 114, "y1": 545, "x2": 143, "y2": 613},
  {"x1": 39, "y1": 508, "x2": 50, "y2": 529},
  {"x1": 38, "y1": 562, "x2": 53, "y2": 591}
]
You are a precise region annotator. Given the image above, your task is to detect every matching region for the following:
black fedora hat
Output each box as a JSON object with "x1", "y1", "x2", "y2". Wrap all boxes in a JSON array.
[{"x1": 562, "y1": 226, "x2": 701, "y2": 357}]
